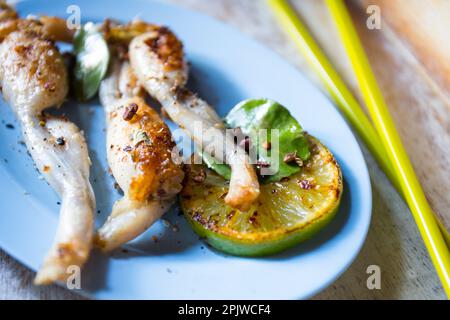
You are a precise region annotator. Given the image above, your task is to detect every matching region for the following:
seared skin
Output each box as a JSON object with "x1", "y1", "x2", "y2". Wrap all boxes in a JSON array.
[
  {"x1": 0, "y1": 2, "x2": 73, "y2": 42},
  {"x1": 129, "y1": 27, "x2": 260, "y2": 210},
  {"x1": 0, "y1": 6, "x2": 94, "y2": 285},
  {"x1": 96, "y1": 61, "x2": 184, "y2": 251}
]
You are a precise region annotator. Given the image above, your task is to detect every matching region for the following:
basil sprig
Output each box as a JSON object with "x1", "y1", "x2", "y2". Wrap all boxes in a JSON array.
[
  {"x1": 73, "y1": 22, "x2": 110, "y2": 101},
  {"x1": 202, "y1": 99, "x2": 310, "y2": 183}
]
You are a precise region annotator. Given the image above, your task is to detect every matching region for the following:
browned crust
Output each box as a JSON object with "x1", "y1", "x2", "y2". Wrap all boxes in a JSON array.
[
  {"x1": 124, "y1": 97, "x2": 184, "y2": 201},
  {"x1": 5, "y1": 29, "x2": 67, "y2": 93},
  {"x1": 143, "y1": 26, "x2": 184, "y2": 71}
]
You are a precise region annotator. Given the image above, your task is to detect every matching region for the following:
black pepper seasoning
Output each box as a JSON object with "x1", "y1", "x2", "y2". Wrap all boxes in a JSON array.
[{"x1": 56, "y1": 137, "x2": 65, "y2": 146}]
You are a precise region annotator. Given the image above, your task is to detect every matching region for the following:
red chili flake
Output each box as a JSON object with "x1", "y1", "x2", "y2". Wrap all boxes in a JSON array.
[
  {"x1": 249, "y1": 211, "x2": 258, "y2": 225},
  {"x1": 284, "y1": 151, "x2": 304, "y2": 167},
  {"x1": 257, "y1": 160, "x2": 270, "y2": 168},
  {"x1": 122, "y1": 103, "x2": 138, "y2": 121},
  {"x1": 299, "y1": 179, "x2": 314, "y2": 190},
  {"x1": 192, "y1": 211, "x2": 203, "y2": 222},
  {"x1": 226, "y1": 210, "x2": 236, "y2": 220},
  {"x1": 283, "y1": 152, "x2": 297, "y2": 163}
]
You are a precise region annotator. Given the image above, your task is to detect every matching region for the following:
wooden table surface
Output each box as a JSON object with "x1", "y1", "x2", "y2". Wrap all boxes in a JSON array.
[{"x1": 1, "y1": 0, "x2": 448, "y2": 300}]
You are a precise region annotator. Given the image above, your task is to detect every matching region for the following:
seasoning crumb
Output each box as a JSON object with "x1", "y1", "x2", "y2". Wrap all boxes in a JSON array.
[
  {"x1": 39, "y1": 120, "x2": 46, "y2": 127},
  {"x1": 226, "y1": 210, "x2": 236, "y2": 220},
  {"x1": 123, "y1": 145, "x2": 133, "y2": 152},
  {"x1": 113, "y1": 182, "x2": 122, "y2": 192},
  {"x1": 97, "y1": 210, "x2": 101, "y2": 214},
  {"x1": 123, "y1": 103, "x2": 138, "y2": 121},
  {"x1": 284, "y1": 151, "x2": 304, "y2": 167},
  {"x1": 249, "y1": 211, "x2": 258, "y2": 225},
  {"x1": 166, "y1": 268, "x2": 172, "y2": 273},
  {"x1": 151, "y1": 235, "x2": 158, "y2": 243},
  {"x1": 56, "y1": 201, "x2": 61, "y2": 205},
  {"x1": 256, "y1": 160, "x2": 270, "y2": 168},
  {"x1": 5, "y1": 123, "x2": 14, "y2": 129},
  {"x1": 299, "y1": 179, "x2": 314, "y2": 190},
  {"x1": 55, "y1": 137, "x2": 65, "y2": 146},
  {"x1": 172, "y1": 225, "x2": 179, "y2": 232},
  {"x1": 283, "y1": 152, "x2": 297, "y2": 163},
  {"x1": 192, "y1": 168, "x2": 206, "y2": 183},
  {"x1": 121, "y1": 249, "x2": 128, "y2": 253}
]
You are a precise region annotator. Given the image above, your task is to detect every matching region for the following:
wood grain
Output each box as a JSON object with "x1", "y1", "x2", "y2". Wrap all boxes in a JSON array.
[
  {"x1": 0, "y1": 0, "x2": 447, "y2": 299},
  {"x1": 358, "y1": 0, "x2": 450, "y2": 100}
]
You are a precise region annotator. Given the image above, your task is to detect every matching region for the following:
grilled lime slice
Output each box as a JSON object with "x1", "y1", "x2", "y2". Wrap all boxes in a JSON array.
[{"x1": 180, "y1": 135, "x2": 343, "y2": 256}]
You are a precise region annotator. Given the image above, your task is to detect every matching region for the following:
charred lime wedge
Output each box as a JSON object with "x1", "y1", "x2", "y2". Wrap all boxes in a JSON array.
[{"x1": 180, "y1": 135, "x2": 343, "y2": 256}]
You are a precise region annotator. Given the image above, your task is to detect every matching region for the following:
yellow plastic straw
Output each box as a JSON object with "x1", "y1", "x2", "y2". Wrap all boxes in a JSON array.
[
  {"x1": 268, "y1": 0, "x2": 397, "y2": 187},
  {"x1": 324, "y1": 0, "x2": 450, "y2": 297},
  {"x1": 267, "y1": 0, "x2": 450, "y2": 247},
  {"x1": 267, "y1": 0, "x2": 450, "y2": 296}
]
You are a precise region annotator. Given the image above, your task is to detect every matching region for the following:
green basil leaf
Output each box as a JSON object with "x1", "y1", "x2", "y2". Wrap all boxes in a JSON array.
[
  {"x1": 218, "y1": 98, "x2": 310, "y2": 183},
  {"x1": 73, "y1": 22, "x2": 110, "y2": 101}
]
